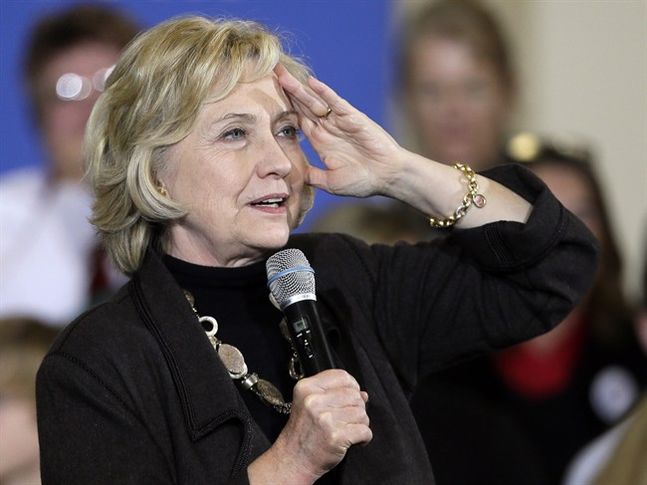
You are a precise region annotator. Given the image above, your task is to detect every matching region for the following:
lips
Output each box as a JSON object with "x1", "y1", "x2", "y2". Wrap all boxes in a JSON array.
[{"x1": 249, "y1": 193, "x2": 289, "y2": 210}]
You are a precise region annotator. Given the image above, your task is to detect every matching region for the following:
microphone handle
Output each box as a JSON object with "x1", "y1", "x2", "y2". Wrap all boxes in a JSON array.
[{"x1": 283, "y1": 299, "x2": 335, "y2": 376}]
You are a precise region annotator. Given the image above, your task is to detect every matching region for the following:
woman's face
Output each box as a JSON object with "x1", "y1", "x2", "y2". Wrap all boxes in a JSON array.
[
  {"x1": 39, "y1": 42, "x2": 121, "y2": 183},
  {"x1": 161, "y1": 73, "x2": 308, "y2": 267},
  {"x1": 405, "y1": 36, "x2": 509, "y2": 170}
]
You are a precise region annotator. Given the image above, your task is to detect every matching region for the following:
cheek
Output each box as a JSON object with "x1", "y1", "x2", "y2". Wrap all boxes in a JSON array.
[
  {"x1": 170, "y1": 160, "x2": 237, "y2": 213},
  {"x1": 480, "y1": 96, "x2": 507, "y2": 123},
  {"x1": 409, "y1": 95, "x2": 438, "y2": 123},
  {"x1": 287, "y1": 153, "x2": 310, "y2": 225},
  {"x1": 43, "y1": 102, "x2": 93, "y2": 138}
]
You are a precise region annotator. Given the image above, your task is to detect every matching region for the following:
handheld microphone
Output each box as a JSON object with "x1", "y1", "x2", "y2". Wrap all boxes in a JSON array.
[{"x1": 266, "y1": 249, "x2": 335, "y2": 376}]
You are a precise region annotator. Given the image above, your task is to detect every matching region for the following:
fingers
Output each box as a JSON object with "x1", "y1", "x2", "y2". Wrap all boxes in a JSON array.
[
  {"x1": 342, "y1": 423, "x2": 374, "y2": 446},
  {"x1": 295, "y1": 368, "x2": 361, "y2": 395},
  {"x1": 275, "y1": 63, "x2": 355, "y2": 129},
  {"x1": 305, "y1": 165, "x2": 329, "y2": 191},
  {"x1": 294, "y1": 370, "x2": 370, "y2": 431},
  {"x1": 303, "y1": 387, "x2": 368, "y2": 416},
  {"x1": 307, "y1": 76, "x2": 353, "y2": 115},
  {"x1": 276, "y1": 369, "x2": 371, "y2": 478},
  {"x1": 275, "y1": 63, "x2": 329, "y2": 120},
  {"x1": 303, "y1": 384, "x2": 372, "y2": 447}
]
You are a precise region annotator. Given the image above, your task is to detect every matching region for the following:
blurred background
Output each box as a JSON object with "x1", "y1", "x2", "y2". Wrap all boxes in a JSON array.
[{"x1": 1, "y1": 0, "x2": 645, "y2": 298}]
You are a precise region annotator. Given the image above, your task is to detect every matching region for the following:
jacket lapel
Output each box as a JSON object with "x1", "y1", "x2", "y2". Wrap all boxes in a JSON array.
[{"x1": 133, "y1": 249, "x2": 264, "y2": 444}]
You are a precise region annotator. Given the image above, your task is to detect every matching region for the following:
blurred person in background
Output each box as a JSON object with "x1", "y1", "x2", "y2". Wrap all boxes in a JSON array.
[
  {"x1": 310, "y1": 0, "x2": 518, "y2": 240},
  {"x1": 0, "y1": 5, "x2": 139, "y2": 325},
  {"x1": 397, "y1": 0, "x2": 516, "y2": 171},
  {"x1": 411, "y1": 137, "x2": 647, "y2": 484},
  {"x1": 564, "y1": 240, "x2": 647, "y2": 485},
  {"x1": 394, "y1": 3, "x2": 644, "y2": 481},
  {"x1": 0, "y1": 318, "x2": 59, "y2": 485}
]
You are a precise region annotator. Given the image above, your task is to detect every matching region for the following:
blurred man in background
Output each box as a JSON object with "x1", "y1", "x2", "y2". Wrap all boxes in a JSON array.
[{"x1": 0, "y1": 5, "x2": 139, "y2": 325}]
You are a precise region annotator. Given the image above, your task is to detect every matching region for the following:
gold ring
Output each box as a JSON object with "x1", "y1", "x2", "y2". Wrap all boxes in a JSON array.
[{"x1": 322, "y1": 107, "x2": 332, "y2": 119}]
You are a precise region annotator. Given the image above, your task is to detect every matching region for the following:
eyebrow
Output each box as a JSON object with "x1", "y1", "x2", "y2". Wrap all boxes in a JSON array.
[
  {"x1": 274, "y1": 110, "x2": 298, "y2": 122},
  {"x1": 214, "y1": 112, "x2": 256, "y2": 124},
  {"x1": 212, "y1": 110, "x2": 298, "y2": 125}
]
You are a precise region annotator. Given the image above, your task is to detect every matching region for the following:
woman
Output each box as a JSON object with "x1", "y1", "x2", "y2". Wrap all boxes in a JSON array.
[
  {"x1": 36, "y1": 17, "x2": 596, "y2": 484},
  {"x1": 412, "y1": 143, "x2": 645, "y2": 483},
  {"x1": 398, "y1": 0, "x2": 516, "y2": 171},
  {"x1": 0, "y1": 318, "x2": 58, "y2": 485},
  {"x1": 1, "y1": 5, "x2": 139, "y2": 325},
  {"x1": 318, "y1": 0, "x2": 517, "y2": 242}
]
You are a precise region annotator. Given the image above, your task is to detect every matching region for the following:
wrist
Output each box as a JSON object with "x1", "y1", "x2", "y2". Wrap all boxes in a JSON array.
[
  {"x1": 428, "y1": 163, "x2": 488, "y2": 228},
  {"x1": 383, "y1": 149, "x2": 457, "y2": 211},
  {"x1": 248, "y1": 434, "x2": 317, "y2": 485},
  {"x1": 378, "y1": 146, "x2": 417, "y2": 199}
]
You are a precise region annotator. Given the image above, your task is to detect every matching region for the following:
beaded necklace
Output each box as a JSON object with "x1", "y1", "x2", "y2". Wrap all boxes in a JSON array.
[{"x1": 183, "y1": 290, "x2": 303, "y2": 414}]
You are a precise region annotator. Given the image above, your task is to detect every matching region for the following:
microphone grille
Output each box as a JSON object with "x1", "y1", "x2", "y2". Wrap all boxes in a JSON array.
[{"x1": 266, "y1": 249, "x2": 315, "y2": 307}]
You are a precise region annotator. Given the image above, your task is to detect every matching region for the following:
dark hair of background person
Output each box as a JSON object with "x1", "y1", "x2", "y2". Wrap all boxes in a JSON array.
[
  {"x1": 516, "y1": 144, "x2": 633, "y2": 347},
  {"x1": 397, "y1": 0, "x2": 515, "y2": 97},
  {"x1": 23, "y1": 4, "x2": 140, "y2": 123}
]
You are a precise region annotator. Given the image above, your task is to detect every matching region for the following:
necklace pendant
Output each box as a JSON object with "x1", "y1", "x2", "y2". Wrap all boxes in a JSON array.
[
  {"x1": 218, "y1": 343, "x2": 248, "y2": 379},
  {"x1": 254, "y1": 378, "x2": 291, "y2": 413},
  {"x1": 182, "y1": 289, "x2": 293, "y2": 415}
]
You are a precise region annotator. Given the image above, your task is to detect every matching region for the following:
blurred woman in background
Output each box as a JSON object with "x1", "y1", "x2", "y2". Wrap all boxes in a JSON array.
[
  {"x1": 412, "y1": 138, "x2": 646, "y2": 484},
  {"x1": 314, "y1": 0, "x2": 518, "y2": 240},
  {"x1": 0, "y1": 319, "x2": 58, "y2": 485},
  {"x1": 397, "y1": 0, "x2": 516, "y2": 171}
]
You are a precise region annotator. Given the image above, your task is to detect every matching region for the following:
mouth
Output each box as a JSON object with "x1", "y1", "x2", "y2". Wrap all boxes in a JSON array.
[{"x1": 249, "y1": 193, "x2": 289, "y2": 212}]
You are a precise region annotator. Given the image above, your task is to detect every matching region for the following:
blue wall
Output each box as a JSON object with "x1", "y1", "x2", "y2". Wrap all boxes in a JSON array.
[{"x1": 0, "y1": 0, "x2": 393, "y2": 227}]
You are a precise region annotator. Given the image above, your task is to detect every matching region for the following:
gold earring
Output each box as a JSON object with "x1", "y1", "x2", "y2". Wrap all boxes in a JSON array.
[{"x1": 157, "y1": 185, "x2": 168, "y2": 197}]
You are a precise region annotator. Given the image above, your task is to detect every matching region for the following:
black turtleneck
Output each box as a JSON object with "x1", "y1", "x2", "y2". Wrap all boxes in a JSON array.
[{"x1": 163, "y1": 254, "x2": 293, "y2": 442}]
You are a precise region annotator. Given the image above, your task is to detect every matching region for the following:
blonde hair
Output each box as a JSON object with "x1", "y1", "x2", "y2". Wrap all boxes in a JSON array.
[{"x1": 86, "y1": 16, "x2": 312, "y2": 274}]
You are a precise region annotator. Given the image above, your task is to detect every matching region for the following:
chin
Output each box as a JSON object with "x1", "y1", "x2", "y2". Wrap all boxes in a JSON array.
[{"x1": 256, "y1": 225, "x2": 291, "y2": 251}]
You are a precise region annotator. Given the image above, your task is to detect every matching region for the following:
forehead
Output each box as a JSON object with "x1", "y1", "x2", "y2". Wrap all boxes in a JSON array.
[
  {"x1": 40, "y1": 42, "x2": 120, "y2": 82},
  {"x1": 201, "y1": 73, "x2": 291, "y2": 118},
  {"x1": 412, "y1": 36, "x2": 488, "y2": 73}
]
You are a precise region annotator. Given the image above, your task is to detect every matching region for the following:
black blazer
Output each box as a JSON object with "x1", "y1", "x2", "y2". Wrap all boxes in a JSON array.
[{"x1": 37, "y1": 165, "x2": 598, "y2": 484}]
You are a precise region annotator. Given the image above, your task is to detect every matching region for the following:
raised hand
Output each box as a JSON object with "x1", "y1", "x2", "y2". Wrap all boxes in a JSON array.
[{"x1": 275, "y1": 63, "x2": 403, "y2": 198}]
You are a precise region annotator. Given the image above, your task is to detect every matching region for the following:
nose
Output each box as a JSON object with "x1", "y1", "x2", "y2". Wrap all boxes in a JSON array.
[{"x1": 256, "y1": 137, "x2": 293, "y2": 179}]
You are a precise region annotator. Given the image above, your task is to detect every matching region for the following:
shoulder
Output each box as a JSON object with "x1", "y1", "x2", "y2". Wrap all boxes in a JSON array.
[
  {"x1": 44, "y1": 282, "x2": 158, "y2": 373},
  {"x1": 0, "y1": 167, "x2": 45, "y2": 193},
  {"x1": 0, "y1": 169, "x2": 45, "y2": 219}
]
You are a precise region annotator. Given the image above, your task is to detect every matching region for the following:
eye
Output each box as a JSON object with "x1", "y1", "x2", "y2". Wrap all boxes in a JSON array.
[
  {"x1": 221, "y1": 127, "x2": 246, "y2": 141},
  {"x1": 276, "y1": 125, "x2": 303, "y2": 141},
  {"x1": 417, "y1": 83, "x2": 440, "y2": 102},
  {"x1": 464, "y1": 79, "x2": 487, "y2": 99}
]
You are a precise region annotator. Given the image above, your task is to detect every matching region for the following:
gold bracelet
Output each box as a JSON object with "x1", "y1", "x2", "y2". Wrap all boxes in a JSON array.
[{"x1": 428, "y1": 163, "x2": 487, "y2": 228}]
